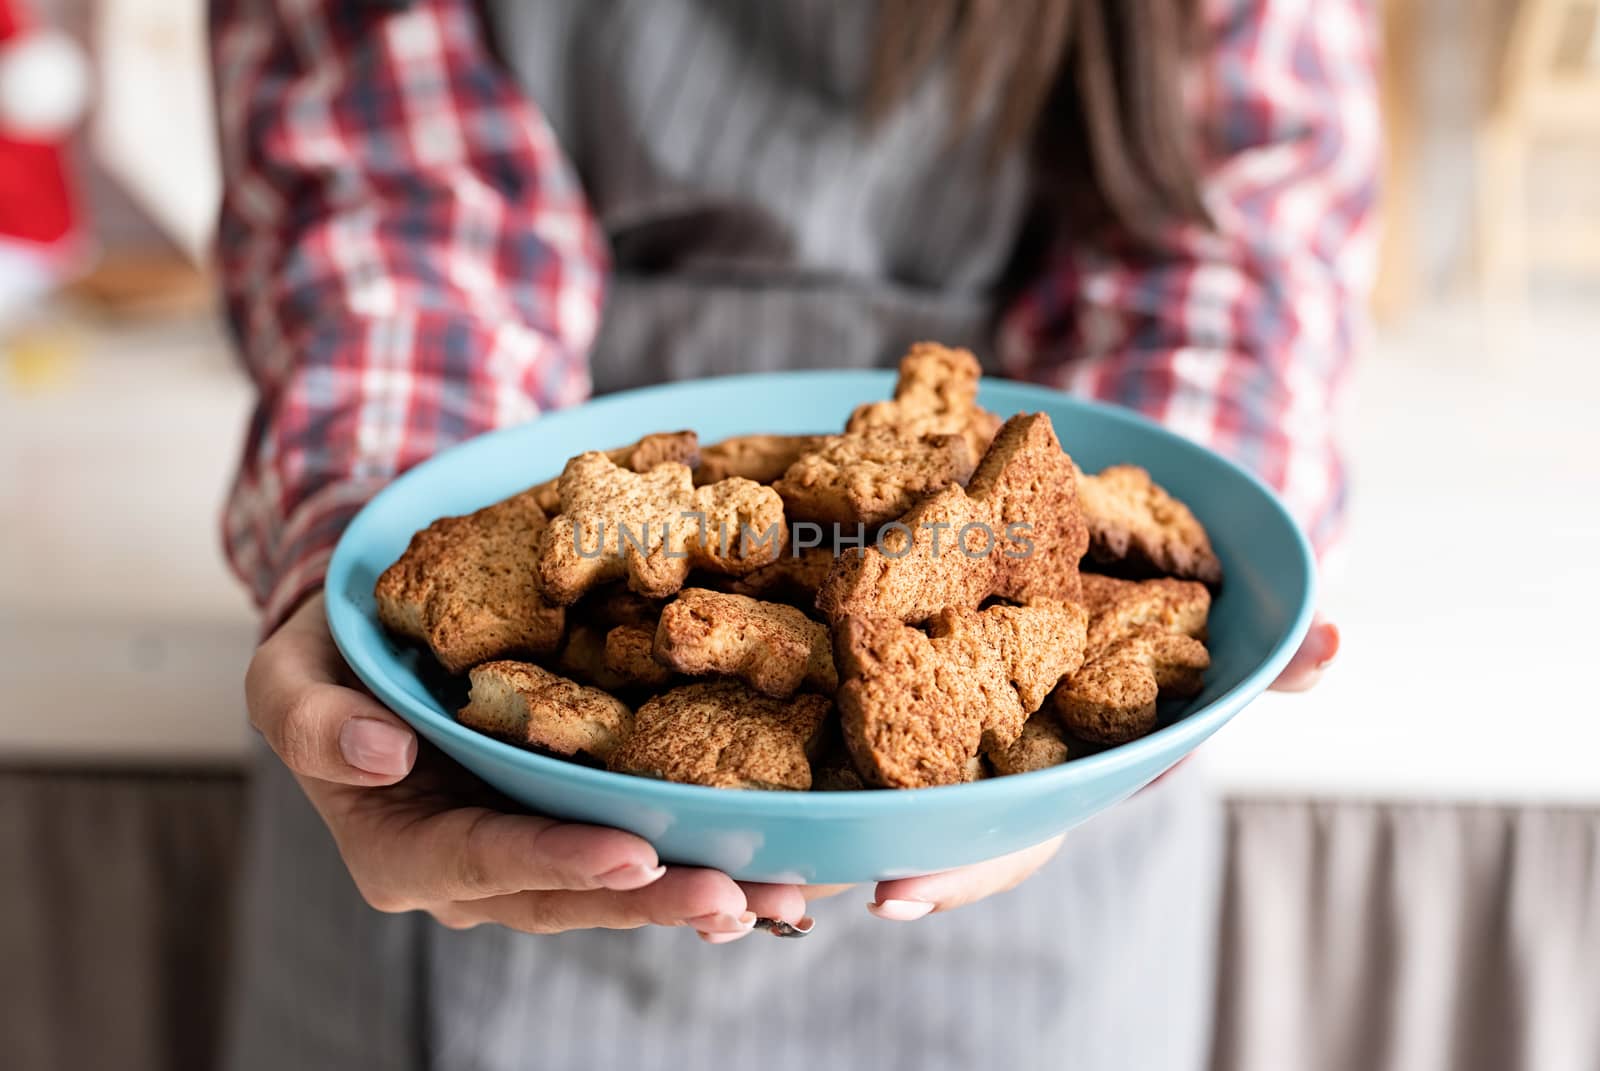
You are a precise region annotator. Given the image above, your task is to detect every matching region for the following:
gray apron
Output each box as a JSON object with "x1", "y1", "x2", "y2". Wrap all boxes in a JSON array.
[{"x1": 226, "y1": 2, "x2": 1224, "y2": 1067}]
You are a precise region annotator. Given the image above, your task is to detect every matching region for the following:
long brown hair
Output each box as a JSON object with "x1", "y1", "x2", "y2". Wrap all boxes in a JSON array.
[{"x1": 868, "y1": 0, "x2": 1208, "y2": 241}]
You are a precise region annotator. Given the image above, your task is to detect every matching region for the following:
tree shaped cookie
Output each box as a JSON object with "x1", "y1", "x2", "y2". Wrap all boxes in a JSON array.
[
  {"x1": 537, "y1": 452, "x2": 787, "y2": 605},
  {"x1": 815, "y1": 412, "x2": 1089, "y2": 624},
  {"x1": 375, "y1": 489, "x2": 565, "y2": 674},
  {"x1": 834, "y1": 600, "x2": 1088, "y2": 788}
]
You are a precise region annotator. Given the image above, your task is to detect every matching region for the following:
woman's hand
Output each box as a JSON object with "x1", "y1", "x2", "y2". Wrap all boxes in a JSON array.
[
  {"x1": 245, "y1": 594, "x2": 810, "y2": 941},
  {"x1": 866, "y1": 614, "x2": 1342, "y2": 921},
  {"x1": 867, "y1": 837, "x2": 1064, "y2": 921},
  {"x1": 1270, "y1": 614, "x2": 1339, "y2": 692}
]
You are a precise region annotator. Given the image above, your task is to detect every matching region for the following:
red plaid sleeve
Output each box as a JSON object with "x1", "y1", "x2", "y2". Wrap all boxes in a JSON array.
[
  {"x1": 212, "y1": 0, "x2": 607, "y2": 631},
  {"x1": 999, "y1": 0, "x2": 1380, "y2": 556}
]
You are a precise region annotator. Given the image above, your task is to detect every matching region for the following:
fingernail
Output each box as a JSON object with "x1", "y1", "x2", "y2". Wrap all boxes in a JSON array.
[
  {"x1": 339, "y1": 717, "x2": 415, "y2": 776},
  {"x1": 594, "y1": 862, "x2": 666, "y2": 891},
  {"x1": 699, "y1": 929, "x2": 752, "y2": 945},
  {"x1": 756, "y1": 916, "x2": 815, "y2": 938},
  {"x1": 684, "y1": 910, "x2": 757, "y2": 934},
  {"x1": 869, "y1": 899, "x2": 933, "y2": 922}
]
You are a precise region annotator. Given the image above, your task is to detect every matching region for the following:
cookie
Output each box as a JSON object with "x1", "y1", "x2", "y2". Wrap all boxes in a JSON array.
[
  {"x1": 537, "y1": 452, "x2": 787, "y2": 604},
  {"x1": 985, "y1": 715, "x2": 1073, "y2": 776},
  {"x1": 1050, "y1": 573, "x2": 1212, "y2": 745},
  {"x1": 375, "y1": 489, "x2": 565, "y2": 674},
  {"x1": 530, "y1": 431, "x2": 701, "y2": 514},
  {"x1": 833, "y1": 600, "x2": 1088, "y2": 788},
  {"x1": 603, "y1": 623, "x2": 675, "y2": 689},
  {"x1": 773, "y1": 427, "x2": 976, "y2": 527},
  {"x1": 811, "y1": 754, "x2": 868, "y2": 792},
  {"x1": 458, "y1": 660, "x2": 633, "y2": 761},
  {"x1": 1078, "y1": 573, "x2": 1211, "y2": 655},
  {"x1": 846, "y1": 342, "x2": 1002, "y2": 459},
  {"x1": 654, "y1": 588, "x2": 836, "y2": 698},
  {"x1": 815, "y1": 413, "x2": 1089, "y2": 624},
  {"x1": 557, "y1": 590, "x2": 669, "y2": 690},
  {"x1": 554, "y1": 622, "x2": 628, "y2": 691},
  {"x1": 607, "y1": 680, "x2": 832, "y2": 790},
  {"x1": 694, "y1": 434, "x2": 826, "y2": 485},
  {"x1": 1051, "y1": 629, "x2": 1209, "y2": 745},
  {"x1": 1076, "y1": 464, "x2": 1222, "y2": 585},
  {"x1": 572, "y1": 585, "x2": 666, "y2": 631},
  {"x1": 725, "y1": 545, "x2": 837, "y2": 604}
]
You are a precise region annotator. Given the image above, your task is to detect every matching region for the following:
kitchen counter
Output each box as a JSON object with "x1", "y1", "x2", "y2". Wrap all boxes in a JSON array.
[{"x1": 2, "y1": 302, "x2": 1594, "y2": 802}]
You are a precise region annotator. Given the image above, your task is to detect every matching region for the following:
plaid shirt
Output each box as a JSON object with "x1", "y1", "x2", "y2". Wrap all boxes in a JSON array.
[{"x1": 213, "y1": 0, "x2": 1378, "y2": 631}]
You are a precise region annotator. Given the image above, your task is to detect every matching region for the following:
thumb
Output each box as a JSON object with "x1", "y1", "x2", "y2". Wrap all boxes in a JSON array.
[{"x1": 245, "y1": 593, "x2": 418, "y2": 786}]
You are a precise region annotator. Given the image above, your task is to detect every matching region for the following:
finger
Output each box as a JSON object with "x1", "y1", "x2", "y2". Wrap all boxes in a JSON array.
[
  {"x1": 250, "y1": 674, "x2": 417, "y2": 786},
  {"x1": 738, "y1": 882, "x2": 809, "y2": 927},
  {"x1": 351, "y1": 806, "x2": 667, "y2": 907},
  {"x1": 246, "y1": 597, "x2": 419, "y2": 786},
  {"x1": 1271, "y1": 618, "x2": 1339, "y2": 693},
  {"x1": 459, "y1": 866, "x2": 752, "y2": 936},
  {"x1": 868, "y1": 837, "x2": 1063, "y2": 921}
]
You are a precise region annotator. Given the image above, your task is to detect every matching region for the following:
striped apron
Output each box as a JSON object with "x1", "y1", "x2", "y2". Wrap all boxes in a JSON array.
[{"x1": 225, "y1": 2, "x2": 1225, "y2": 1067}]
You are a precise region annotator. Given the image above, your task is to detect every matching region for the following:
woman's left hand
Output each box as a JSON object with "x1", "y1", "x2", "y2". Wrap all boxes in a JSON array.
[
  {"x1": 863, "y1": 613, "x2": 1342, "y2": 921},
  {"x1": 868, "y1": 838, "x2": 1065, "y2": 921}
]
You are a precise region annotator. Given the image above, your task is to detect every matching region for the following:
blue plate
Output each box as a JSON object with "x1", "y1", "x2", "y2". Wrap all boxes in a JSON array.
[{"x1": 326, "y1": 371, "x2": 1314, "y2": 884}]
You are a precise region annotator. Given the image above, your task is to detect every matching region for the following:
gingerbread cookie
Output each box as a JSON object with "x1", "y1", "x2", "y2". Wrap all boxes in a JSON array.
[
  {"x1": 1051, "y1": 630, "x2": 1209, "y2": 745},
  {"x1": 537, "y1": 453, "x2": 787, "y2": 604},
  {"x1": 833, "y1": 600, "x2": 1088, "y2": 788},
  {"x1": 530, "y1": 431, "x2": 701, "y2": 514},
  {"x1": 809, "y1": 736, "x2": 868, "y2": 791},
  {"x1": 375, "y1": 489, "x2": 565, "y2": 674},
  {"x1": 725, "y1": 545, "x2": 837, "y2": 604},
  {"x1": 654, "y1": 588, "x2": 836, "y2": 698},
  {"x1": 815, "y1": 413, "x2": 1089, "y2": 624},
  {"x1": 1078, "y1": 573, "x2": 1211, "y2": 654},
  {"x1": 557, "y1": 589, "x2": 670, "y2": 690},
  {"x1": 607, "y1": 681, "x2": 831, "y2": 790},
  {"x1": 694, "y1": 434, "x2": 826, "y2": 485},
  {"x1": 1050, "y1": 573, "x2": 1212, "y2": 744},
  {"x1": 603, "y1": 623, "x2": 675, "y2": 689},
  {"x1": 1076, "y1": 464, "x2": 1222, "y2": 585},
  {"x1": 985, "y1": 715, "x2": 1073, "y2": 776},
  {"x1": 554, "y1": 623, "x2": 627, "y2": 691},
  {"x1": 458, "y1": 660, "x2": 633, "y2": 761},
  {"x1": 773, "y1": 427, "x2": 975, "y2": 527},
  {"x1": 846, "y1": 342, "x2": 1002, "y2": 459}
]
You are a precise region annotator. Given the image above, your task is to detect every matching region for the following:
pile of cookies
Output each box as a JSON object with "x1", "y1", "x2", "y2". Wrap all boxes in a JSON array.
[{"x1": 375, "y1": 343, "x2": 1222, "y2": 790}]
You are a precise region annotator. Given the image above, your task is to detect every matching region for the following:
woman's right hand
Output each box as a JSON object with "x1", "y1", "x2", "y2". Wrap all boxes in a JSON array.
[{"x1": 245, "y1": 593, "x2": 811, "y2": 942}]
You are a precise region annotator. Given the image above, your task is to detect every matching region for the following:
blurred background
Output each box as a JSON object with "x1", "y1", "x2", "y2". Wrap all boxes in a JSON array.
[{"x1": 0, "y1": 1, "x2": 1596, "y2": 1069}]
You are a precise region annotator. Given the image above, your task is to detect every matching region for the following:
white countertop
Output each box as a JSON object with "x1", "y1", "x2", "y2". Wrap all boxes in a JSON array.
[{"x1": 2, "y1": 302, "x2": 1595, "y2": 803}]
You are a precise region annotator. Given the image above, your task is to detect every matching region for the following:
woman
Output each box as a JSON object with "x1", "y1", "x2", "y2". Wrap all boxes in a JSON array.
[{"x1": 216, "y1": 1, "x2": 1366, "y2": 1067}]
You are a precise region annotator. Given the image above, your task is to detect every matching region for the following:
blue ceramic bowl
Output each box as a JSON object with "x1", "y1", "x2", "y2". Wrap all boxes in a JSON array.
[{"x1": 326, "y1": 371, "x2": 1314, "y2": 884}]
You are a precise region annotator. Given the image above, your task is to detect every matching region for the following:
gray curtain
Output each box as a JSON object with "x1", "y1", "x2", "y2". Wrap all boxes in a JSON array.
[{"x1": 2, "y1": 772, "x2": 1598, "y2": 1071}]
